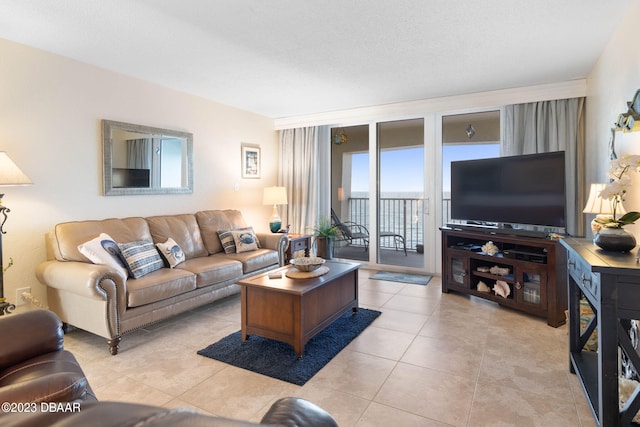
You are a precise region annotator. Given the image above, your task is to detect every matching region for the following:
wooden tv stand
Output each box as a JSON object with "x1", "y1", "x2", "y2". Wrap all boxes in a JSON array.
[{"x1": 441, "y1": 227, "x2": 567, "y2": 327}]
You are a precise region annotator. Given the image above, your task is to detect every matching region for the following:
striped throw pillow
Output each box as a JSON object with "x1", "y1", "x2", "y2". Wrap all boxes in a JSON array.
[
  {"x1": 118, "y1": 241, "x2": 164, "y2": 278},
  {"x1": 217, "y1": 230, "x2": 237, "y2": 254}
]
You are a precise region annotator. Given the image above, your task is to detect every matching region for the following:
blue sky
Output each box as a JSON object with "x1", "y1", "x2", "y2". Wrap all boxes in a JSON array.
[{"x1": 350, "y1": 144, "x2": 499, "y2": 193}]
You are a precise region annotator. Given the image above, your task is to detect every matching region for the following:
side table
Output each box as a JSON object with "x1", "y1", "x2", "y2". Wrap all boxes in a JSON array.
[{"x1": 285, "y1": 234, "x2": 312, "y2": 263}]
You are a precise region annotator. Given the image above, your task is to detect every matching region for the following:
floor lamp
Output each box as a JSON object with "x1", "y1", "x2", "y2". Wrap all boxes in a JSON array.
[{"x1": 0, "y1": 152, "x2": 32, "y2": 316}]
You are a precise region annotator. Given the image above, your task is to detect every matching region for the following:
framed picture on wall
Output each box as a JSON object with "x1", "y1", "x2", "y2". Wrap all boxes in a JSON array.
[{"x1": 241, "y1": 143, "x2": 260, "y2": 179}]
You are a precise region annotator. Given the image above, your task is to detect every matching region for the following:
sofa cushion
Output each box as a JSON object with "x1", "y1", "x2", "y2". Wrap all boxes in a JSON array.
[
  {"x1": 156, "y1": 238, "x2": 185, "y2": 268},
  {"x1": 77, "y1": 233, "x2": 128, "y2": 277},
  {"x1": 224, "y1": 210, "x2": 250, "y2": 229},
  {"x1": 118, "y1": 241, "x2": 164, "y2": 279},
  {"x1": 146, "y1": 214, "x2": 208, "y2": 259},
  {"x1": 195, "y1": 210, "x2": 248, "y2": 255},
  {"x1": 52, "y1": 217, "x2": 152, "y2": 262},
  {"x1": 126, "y1": 268, "x2": 196, "y2": 307},
  {"x1": 231, "y1": 228, "x2": 259, "y2": 253},
  {"x1": 223, "y1": 249, "x2": 279, "y2": 274},
  {"x1": 176, "y1": 256, "x2": 243, "y2": 288}
]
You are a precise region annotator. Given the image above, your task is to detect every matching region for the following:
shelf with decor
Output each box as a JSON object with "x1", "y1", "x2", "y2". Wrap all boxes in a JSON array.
[{"x1": 441, "y1": 227, "x2": 566, "y2": 327}]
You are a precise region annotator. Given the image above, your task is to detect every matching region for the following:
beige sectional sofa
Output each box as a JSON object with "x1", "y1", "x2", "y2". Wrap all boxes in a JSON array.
[{"x1": 36, "y1": 210, "x2": 287, "y2": 355}]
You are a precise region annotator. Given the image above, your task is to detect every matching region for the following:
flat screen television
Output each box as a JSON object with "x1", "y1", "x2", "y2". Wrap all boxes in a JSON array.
[
  {"x1": 112, "y1": 168, "x2": 150, "y2": 188},
  {"x1": 450, "y1": 151, "x2": 566, "y2": 231}
]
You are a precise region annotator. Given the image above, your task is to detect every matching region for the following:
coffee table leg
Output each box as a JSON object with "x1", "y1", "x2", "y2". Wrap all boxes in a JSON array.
[
  {"x1": 295, "y1": 344, "x2": 304, "y2": 360},
  {"x1": 240, "y1": 286, "x2": 248, "y2": 343}
]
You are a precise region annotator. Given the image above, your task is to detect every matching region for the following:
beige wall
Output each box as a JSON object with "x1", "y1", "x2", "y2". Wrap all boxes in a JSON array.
[
  {"x1": 585, "y1": 0, "x2": 640, "y2": 239},
  {"x1": 0, "y1": 39, "x2": 278, "y2": 307}
]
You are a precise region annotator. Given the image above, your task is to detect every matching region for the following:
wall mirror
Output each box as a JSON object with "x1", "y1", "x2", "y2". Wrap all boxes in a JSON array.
[{"x1": 102, "y1": 120, "x2": 193, "y2": 196}]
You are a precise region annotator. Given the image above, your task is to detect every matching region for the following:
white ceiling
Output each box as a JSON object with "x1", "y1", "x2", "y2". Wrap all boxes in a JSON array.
[{"x1": 0, "y1": 0, "x2": 632, "y2": 119}]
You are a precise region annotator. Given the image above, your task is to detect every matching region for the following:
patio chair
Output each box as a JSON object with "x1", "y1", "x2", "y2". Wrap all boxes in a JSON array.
[
  {"x1": 379, "y1": 231, "x2": 407, "y2": 256},
  {"x1": 331, "y1": 209, "x2": 370, "y2": 251},
  {"x1": 331, "y1": 209, "x2": 407, "y2": 256}
]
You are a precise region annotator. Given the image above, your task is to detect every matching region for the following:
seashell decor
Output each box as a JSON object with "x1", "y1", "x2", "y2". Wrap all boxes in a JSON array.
[
  {"x1": 481, "y1": 241, "x2": 499, "y2": 256},
  {"x1": 477, "y1": 281, "x2": 491, "y2": 292},
  {"x1": 489, "y1": 265, "x2": 510, "y2": 276},
  {"x1": 493, "y1": 280, "x2": 510, "y2": 298}
]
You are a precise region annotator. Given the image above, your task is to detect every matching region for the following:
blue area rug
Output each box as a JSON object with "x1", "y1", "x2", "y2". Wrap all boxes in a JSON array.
[
  {"x1": 197, "y1": 308, "x2": 381, "y2": 386},
  {"x1": 370, "y1": 271, "x2": 432, "y2": 285}
]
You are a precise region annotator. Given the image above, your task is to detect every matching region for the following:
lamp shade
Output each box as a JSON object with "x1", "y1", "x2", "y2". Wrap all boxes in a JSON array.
[
  {"x1": 583, "y1": 183, "x2": 624, "y2": 215},
  {"x1": 0, "y1": 152, "x2": 32, "y2": 186},
  {"x1": 263, "y1": 186, "x2": 287, "y2": 206}
]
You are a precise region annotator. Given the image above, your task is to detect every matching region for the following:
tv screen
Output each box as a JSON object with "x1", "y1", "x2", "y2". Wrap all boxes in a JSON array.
[
  {"x1": 112, "y1": 168, "x2": 150, "y2": 188},
  {"x1": 450, "y1": 151, "x2": 566, "y2": 229}
]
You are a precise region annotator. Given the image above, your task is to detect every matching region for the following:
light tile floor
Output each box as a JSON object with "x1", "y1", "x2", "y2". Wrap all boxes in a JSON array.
[{"x1": 63, "y1": 269, "x2": 597, "y2": 426}]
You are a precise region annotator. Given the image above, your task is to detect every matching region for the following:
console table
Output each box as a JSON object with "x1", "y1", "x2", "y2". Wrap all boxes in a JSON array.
[{"x1": 561, "y1": 237, "x2": 640, "y2": 426}]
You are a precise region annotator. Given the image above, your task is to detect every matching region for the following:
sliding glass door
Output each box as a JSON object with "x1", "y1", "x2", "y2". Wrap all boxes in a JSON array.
[
  {"x1": 330, "y1": 119, "x2": 430, "y2": 271},
  {"x1": 377, "y1": 119, "x2": 424, "y2": 269},
  {"x1": 331, "y1": 125, "x2": 371, "y2": 263}
]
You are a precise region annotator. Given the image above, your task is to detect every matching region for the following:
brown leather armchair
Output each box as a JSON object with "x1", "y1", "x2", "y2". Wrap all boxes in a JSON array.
[
  {"x1": 0, "y1": 309, "x2": 97, "y2": 404},
  {"x1": 0, "y1": 310, "x2": 338, "y2": 426},
  {"x1": 1, "y1": 398, "x2": 339, "y2": 426}
]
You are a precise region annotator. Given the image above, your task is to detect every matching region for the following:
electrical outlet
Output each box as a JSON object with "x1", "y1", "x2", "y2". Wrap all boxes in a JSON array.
[{"x1": 15, "y1": 287, "x2": 31, "y2": 306}]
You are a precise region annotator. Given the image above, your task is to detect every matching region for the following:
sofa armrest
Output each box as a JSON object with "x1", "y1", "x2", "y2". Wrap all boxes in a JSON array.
[
  {"x1": 256, "y1": 233, "x2": 288, "y2": 266},
  {"x1": 0, "y1": 372, "x2": 90, "y2": 403},
  {"x1": 36, "y1": 260, "x2": 125, "y2": 299},
  {"x1": 36, "y1": 260, "x2": 127, "y2": 332},
  {"x1": 0, "y1": 310, "x2": 64, "y2": 370},
  {"x1": 261, "y1": 397, "x2": 339, "y2": 427}
]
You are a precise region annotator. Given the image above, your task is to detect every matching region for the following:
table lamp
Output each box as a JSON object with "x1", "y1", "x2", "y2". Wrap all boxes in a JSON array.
[
  {"x1": 583, "y1": 183, "x2": 621, "y2": 238},
  {"x1": 0, "y1": 152, "x2": 33, "y2": 315},
  {"x1": 263, "y1": 186, "x2": 287, "y2": 233}
]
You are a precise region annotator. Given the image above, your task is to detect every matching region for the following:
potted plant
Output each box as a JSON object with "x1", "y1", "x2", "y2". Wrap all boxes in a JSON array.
[
  {"x1": 593, "y1": 155, "x2": 640, "y2": 252},
  {"x1": 310, "y1": 216, "x2": 339, "y2": 259}
]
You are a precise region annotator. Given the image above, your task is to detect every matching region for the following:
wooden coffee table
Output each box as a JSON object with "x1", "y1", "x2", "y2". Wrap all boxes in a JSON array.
[{"x1": 238, "y1": 260, "x2": 360, "y2": 357}]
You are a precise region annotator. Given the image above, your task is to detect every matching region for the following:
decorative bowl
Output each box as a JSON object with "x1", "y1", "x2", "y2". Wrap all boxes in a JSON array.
[{"x1": 290, "y1": 257, "x2": 325, "y2": 272}]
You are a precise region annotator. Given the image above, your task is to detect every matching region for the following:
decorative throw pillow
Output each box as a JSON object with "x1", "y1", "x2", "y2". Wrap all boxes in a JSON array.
[
  {"x1": 231, "y1": 228, "x2": 259, "y2": 253},
  {"x1": 100, "y1": 240, "x2": 130, "y2": 275},
  {"x1": 217, "y1": 230, "x2": 237, "y2": 254},
  {"x1": 117, "y1": 241, "x2": 164, "y2": 279},
  {"x1": 156, "y1": 237, "x2": 185, "y2": 268},
  {"x1": 78, "y1": 233, "x2": 127, "y2": 276}
]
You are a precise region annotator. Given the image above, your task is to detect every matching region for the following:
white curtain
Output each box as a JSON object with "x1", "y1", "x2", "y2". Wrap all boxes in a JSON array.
[
  {"x1": 127, "y1": 138, "x2": 152, "y2": 169},
  {"x1": 503, "y1": 97, "x2": 586, "y2": 236},
  {"x1": 278, "y1": 127, "x2": 319, "y2": 234}
]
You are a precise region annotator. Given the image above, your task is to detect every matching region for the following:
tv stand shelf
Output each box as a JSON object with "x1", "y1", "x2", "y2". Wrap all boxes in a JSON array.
[{"x1": 441, "y1": 227, "x2": 567, "y2": 327}]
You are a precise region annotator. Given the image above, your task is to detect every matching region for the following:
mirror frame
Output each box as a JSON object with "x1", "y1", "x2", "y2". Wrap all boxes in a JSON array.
[{"x1": 102, "y1": 120, "x2": 194, "y2": 196}]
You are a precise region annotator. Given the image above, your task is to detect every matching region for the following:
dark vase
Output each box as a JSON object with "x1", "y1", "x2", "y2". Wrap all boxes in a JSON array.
[
  {"x1": 315, "y1": 237, "x2": 334, "y2": 260},
  {"x1": 594, "y1": 227, "x2": 637, "y2": 252}
]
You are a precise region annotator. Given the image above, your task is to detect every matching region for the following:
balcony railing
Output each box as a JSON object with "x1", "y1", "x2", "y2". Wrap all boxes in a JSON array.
[
  {"x1": 344, "y1": 196, "x2": 453, "y2": 252},
  {"x1": 346, "y1": 197, "x2": 424, "y2": 252}
]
